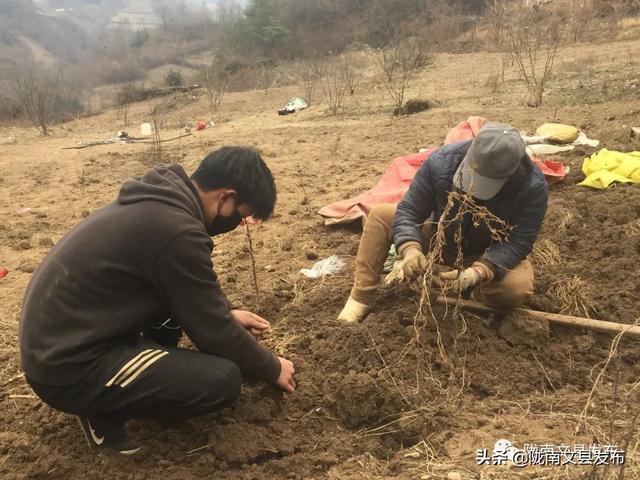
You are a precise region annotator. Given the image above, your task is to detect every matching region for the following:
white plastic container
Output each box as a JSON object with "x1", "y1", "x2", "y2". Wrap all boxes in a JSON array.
[{"x1": 140, "y1": 123, "x2": 152, "y2": 136}]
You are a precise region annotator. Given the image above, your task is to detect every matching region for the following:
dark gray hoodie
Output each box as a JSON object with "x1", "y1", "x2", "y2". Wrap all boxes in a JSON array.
[{"x1": 19, "y1": 165, "x2": 281, "y2": 386}]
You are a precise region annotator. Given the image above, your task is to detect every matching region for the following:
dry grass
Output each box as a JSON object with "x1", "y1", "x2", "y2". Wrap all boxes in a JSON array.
[
  {"x1": 577, "y1": 319, "x2": 640, "y2": 433},
  {"x1": 339, "y1": 453, "x2": 384, "y2": 479},
  {"x1": 555, "y1": 208, "x2": 574, "y2": 229},
  {"x1": 532, "y1": 238, "x2": 562, "y2": 266},
  {"x1": 548, "y1": 275, "x2": 596, "y2": 318},
  {"x1": 623, "y1": 219, "x2": 640, "y2": 236},
  {"x1": 288, "y1": 277, "x2": 330, "y2": 306},
  {"x1": 354, "y1": 408, "x2": 426, "y2": 439},
  {"x1": 396, "y1": 440, "x2": 477, "y2": 479},
  {"x1": 264, "y1": 314, "x2": 300, "y2": 357},
  {"x1": 570, "y1": 317, "x2": 640, "y2": 480},
  {"x1": 265, "y1": 328, "x2": 299, "y2": 357}
]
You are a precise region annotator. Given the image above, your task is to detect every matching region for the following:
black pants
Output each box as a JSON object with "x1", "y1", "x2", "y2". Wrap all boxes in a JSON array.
[{"x1": 27, "y1": 322, "x2": 241, "y2": 421}]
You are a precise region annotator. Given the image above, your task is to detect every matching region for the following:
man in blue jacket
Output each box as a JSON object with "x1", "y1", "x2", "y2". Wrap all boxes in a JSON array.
[{"x1": 338, "y1": 123, "x2": 548, "y2": 323}]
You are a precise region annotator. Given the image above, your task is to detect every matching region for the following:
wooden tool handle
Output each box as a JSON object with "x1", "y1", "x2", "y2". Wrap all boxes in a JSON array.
[{"x1": 435, "y1": 296, "x2": 640, "y2": 338}]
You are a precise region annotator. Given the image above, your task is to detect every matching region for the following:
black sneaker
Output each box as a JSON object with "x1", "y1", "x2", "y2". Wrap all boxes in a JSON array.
[{"x1": 76, "y1": 416, "x2": 140, "y2": 455}]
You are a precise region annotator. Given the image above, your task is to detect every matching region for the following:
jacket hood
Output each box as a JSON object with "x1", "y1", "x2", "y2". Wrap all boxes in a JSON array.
[{"x1": 118, "y1": 165, "x2": 205, "y2": 222}]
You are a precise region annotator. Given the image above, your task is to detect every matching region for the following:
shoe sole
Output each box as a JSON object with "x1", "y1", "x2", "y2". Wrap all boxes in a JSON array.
[{"x1": 119, "y1": 447, "x2": 141, "y2": 455}]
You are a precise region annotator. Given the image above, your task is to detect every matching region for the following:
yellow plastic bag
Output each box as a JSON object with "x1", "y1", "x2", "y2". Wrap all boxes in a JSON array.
[
  {"x1": 535, "y1": 123, "x2": 580, "y2": 144},
  {"x1": 579, "y1": 149, "x2": 640, "y2": 189}
]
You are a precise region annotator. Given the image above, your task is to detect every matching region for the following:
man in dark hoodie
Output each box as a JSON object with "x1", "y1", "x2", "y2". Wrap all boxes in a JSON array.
[{"x1": 19, "y1": 146, "x2": 295, "y2": 454}]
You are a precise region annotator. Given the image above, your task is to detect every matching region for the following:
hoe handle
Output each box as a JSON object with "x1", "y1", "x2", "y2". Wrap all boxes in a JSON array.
[{"x1": 435, "y1": 296, "x2": 640, "y2": 338}]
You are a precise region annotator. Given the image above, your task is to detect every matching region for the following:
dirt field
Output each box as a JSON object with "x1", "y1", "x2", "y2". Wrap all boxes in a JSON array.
[{"x1": 1, "y1": 35, "x2": 640, "y2": 480}]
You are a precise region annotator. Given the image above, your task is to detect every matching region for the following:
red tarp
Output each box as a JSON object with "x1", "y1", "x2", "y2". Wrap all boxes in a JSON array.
[{"x1": 318, "y1": 117, "x2": 567, "y2": 225}]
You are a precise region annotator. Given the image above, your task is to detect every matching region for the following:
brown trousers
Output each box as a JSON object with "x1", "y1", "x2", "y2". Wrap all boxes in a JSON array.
[{"x1": 351, "y1": 204, "x2": 534, "y2": 310}]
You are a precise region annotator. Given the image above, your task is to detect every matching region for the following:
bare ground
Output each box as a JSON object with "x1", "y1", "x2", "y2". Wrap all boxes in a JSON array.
[{"x1": 1, "y1": 36, "x2": 640, "y2": 479}]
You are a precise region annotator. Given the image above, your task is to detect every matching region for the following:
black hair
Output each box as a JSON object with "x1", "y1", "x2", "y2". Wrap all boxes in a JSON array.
[{"x1": 191, "y1": 146, "x2": 276, "y2": 220}]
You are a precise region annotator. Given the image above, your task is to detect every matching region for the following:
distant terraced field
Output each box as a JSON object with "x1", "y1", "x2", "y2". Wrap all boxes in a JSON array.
[{"x1": 110, "y1": 0, "x2": 160, "y2": 29}]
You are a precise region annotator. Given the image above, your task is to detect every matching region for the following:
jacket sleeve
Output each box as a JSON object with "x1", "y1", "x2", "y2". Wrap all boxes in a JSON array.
[
  {"x1": 152, "y1": 229, "x2": 281, "y2": 382},
  {"x1": 482, "y1": 180, "x2": 548, "y2": 279},
  {"x1": 392, "y1": 158, "x2": 436, "y2": 253}
]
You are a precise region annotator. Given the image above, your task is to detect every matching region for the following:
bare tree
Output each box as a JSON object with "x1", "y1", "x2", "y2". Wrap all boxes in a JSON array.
[
  {"x1": 507, "y1": 14, "x2": 564, "y2": 107},
  {"x1": 118, "y1": 98, "x2": 130, "y2": 126},
  {"x1": 373, "y1": 39, "x2": 425, "y2": 113},
  {"x1": 485, "y1": 0, "x2": 509, "y2": 48},
  {"x1": 199, "y1": 66, "x2": 227, "y2": 118},
  {"x1": 340, "y1": 54, "x2": 361, "y2": 97},
  {"x1": 301, "y1": 56, "x2": 324, "y2": 106},
  {"x1": 320, "y1": 60, "x2": 349, "y2": 115},
  {"x1": 8, "y1": 66, "x2": 62, "y2": 135},
  {"x1": 147, "y1": 100, "x2": 167, "y2": 164},
  {"x1": 605, "y1": 0, "x2": 639, "y2": 37},
  {"x1": 254, "y1": 60, "x2": 276, "y2": 94},
  {"x1": 114, "y1": 81, "x2": 142, "y2": 126},
  {"x1": 569, "y1": 0, "x2": 638, "y2": 41},
  {"x1": 569, "y1": 0, "x2": 597, "y2": 41}
]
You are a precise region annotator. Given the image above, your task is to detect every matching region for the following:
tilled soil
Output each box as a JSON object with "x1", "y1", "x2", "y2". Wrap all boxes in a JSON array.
[{"x1": 1, "y1": 39, "x2": 640, "y2": 480}]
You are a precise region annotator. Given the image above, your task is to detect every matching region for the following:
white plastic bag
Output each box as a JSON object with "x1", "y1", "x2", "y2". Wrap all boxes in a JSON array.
[{"x1": 300, "y1": 255, "x2": 345, "y2": 279}]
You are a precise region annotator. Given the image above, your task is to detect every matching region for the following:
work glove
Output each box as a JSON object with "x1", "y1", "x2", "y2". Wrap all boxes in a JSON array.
[
  {"x1": 438, "y1": 262, "x2": 494, "y2": 293},
  {"x1": 402, "y1": 246, "x2": 428, "y2": 280},
  {"x1": 384, "y1": 259, "x2": 406, "y2": 285},
  {"x1": 384, "y1": 242, "x2": 427, "y2": 285}
]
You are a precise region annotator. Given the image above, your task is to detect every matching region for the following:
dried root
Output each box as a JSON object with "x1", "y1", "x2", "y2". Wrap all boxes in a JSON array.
[
  {"x1": 549, "y1": 275, "x2": 596, "y2": 318},
  {"x1": 410, "y1": 191, "x2": 512, "y2": 398}
]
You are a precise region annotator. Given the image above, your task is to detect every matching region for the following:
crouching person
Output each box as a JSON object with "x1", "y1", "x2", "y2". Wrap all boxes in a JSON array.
[
  {"x1": 19, "y1": 147, "x2": 296, "y2": 454},
  {"x1": 339, "y1": 123, "x2": 548, "y2": 323}
]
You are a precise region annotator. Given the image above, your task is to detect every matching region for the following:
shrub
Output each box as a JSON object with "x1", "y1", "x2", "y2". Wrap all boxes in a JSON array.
[
  {"x1": 165, "y1": 70, "x2": 185, "y2": 88},
  {"x1": 131, "y1": 30, "x2": 150, "y2": 48}
]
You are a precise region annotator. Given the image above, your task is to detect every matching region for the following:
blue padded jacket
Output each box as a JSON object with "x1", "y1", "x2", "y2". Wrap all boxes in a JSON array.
[{"x1": 392, "y1": 141, "x2": 549, "y2": 279}]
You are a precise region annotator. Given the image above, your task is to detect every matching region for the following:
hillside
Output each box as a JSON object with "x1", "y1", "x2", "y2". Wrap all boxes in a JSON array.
[
  {"x1": 1, "y1": 19, "x2": 640, "y2": 478},
  {"x1": 0, "y1": 0, "x2": 220, "y2": 77},
  {"x1": 0, "y1": 1, "x2": 92, "y2": 75}
]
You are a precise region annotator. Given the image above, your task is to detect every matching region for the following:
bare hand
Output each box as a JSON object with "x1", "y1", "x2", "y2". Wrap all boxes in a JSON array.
[
  {"x1": 276, "y1": 357, "x2": 296, "y2": 393},
  {"x1": 231, "y1": 310, "x2": 271, "y2": 338}
]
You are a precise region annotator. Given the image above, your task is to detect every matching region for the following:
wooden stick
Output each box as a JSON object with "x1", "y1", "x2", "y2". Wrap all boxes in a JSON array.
[
  {"x1": 244, "y1": 223, "x2": 260, "y2": 305},
  {"x1": 63, "y1": 142, "x2": 111, "y2": 150},
  {"x1": 435, "y1": 296, "x2": 640, "y2": 338},
  {"x1": 63, "y1": 133, "x2": 192, "y2": 150},
  {"x1": 185, "y1": 444, "x2": 213, "y2": 455},
  {"x1": 134, "y1": 133, "x2": 192, "y2": 145}
]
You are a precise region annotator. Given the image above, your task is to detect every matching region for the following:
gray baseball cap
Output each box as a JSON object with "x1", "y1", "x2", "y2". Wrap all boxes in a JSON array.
[{"x1": 453, "y1": 122, "x2": 526, "y2": 200}]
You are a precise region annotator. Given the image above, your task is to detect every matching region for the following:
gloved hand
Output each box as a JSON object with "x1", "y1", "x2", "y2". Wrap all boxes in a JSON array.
[
  {"x1": 401, "y1": 246, "x2": 428, "y2": 279},
  {"x1": 438, "y1": 267, "x2": 480, "y2": 292},
  {"x1": 438, "y1": 262, "x2": 494, "y2": 292},
  {"x1": 384, "y1": 259, "x2": 406, "y2": 285},
  {"x1": 384, "y1": 243, "x2": 428, "y2": 285}
]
